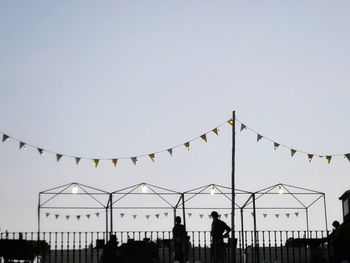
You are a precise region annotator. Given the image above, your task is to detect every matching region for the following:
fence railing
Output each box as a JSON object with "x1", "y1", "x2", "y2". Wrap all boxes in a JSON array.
[{"x1": 0, "y1": 230, "x2": 330, "y2": 263}]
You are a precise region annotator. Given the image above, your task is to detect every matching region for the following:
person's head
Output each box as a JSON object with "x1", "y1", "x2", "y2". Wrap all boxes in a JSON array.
[
  {"x1": 332, "y1": 220, "x2": 340, "y2": 229},
  {"x1": 175, "y1": 216, "x2": 182, "y2": 224},
  {"x1": 211, "y1": 211, "x2": 219, "y2": 220}
]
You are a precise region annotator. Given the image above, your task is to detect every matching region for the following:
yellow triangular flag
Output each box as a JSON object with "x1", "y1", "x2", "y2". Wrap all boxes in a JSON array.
[
  {"x1": 93, "y1": 159, "x2": 99, "y2": 168},
  {"x1": 184, "y1": 142, "x2": 190, "y2": 151},
  {"x1": 212, "y1": 128, "x2": 219, "y2": 135},
  {"x1": 149, "y1": 153, "x2": 155, "y2": 162},
  {"x1": 326, "y1": 155, "x2": 332, "y2": 164},
  {"x1": 112, "y1": 159, "x2": 118, "y2": 166},
  {"x1": 200, "y1": 134, "x2": 207, "y2": 142},
  {"x1": 291, "y1": 149, "x2": 297, "y2": 157},
  {"x1": 227, "y1": 119, "x2": 235, "y2": 126}
]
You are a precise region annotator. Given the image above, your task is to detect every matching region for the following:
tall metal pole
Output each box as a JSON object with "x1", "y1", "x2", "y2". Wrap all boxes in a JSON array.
[
  {"x1": 109, "y1": 194, "x2": 113, "y2": 238},
  {"x1": 231, "y1": 111, "x2": 236, "y2": 263}
]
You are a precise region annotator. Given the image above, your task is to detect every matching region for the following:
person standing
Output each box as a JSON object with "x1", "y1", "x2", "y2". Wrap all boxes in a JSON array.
[
  {"x1": 172, "y1": 216, "x2": 187, "y2": 263},
  {"x1": 211, "y1": 211, "x2": 231, "y2": 263}
]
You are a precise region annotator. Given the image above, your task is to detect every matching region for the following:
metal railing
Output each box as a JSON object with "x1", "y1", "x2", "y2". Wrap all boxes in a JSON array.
[{"x1": 0, "y1": 230, "x2": 330, "y2": 263}]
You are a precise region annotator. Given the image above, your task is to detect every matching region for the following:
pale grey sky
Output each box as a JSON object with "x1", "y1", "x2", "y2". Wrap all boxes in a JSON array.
[{"x1": 0, "y1": 1, "x2": 349, "y2": 233}]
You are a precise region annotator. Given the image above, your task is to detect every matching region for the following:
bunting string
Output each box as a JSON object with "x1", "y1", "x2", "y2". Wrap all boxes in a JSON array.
[{"x1": 1, "y1": 116, "x2": 349, "y2": 167}]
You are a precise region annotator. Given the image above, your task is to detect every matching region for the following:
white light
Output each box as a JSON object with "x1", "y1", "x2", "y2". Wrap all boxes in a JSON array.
[
  {"x1": 141, "y1": 184, "x2": 148, "y2": 193},
  {"x1": 71, "y1": 184, "x2": 79, "y2": 194},
  {"x1": 210, "y1": 186, "x2": 215, "y2": 195},
  {"x1": 278, "y1": 185, "x2": 284, "y2": 195}
]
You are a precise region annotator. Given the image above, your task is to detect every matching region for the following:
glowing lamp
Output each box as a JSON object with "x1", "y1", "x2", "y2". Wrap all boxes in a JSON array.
[
  {"x1": 141, "y1": 184, "x2": 148, "y2": 193},
  {"x1": 71, "y1": 184, "x2": 79, "y2": 194}
]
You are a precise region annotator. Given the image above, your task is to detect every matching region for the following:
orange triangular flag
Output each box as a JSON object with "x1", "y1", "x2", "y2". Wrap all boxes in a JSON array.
[{"x1": 112, "y1": 159, "x2": 118, "y2": 166}]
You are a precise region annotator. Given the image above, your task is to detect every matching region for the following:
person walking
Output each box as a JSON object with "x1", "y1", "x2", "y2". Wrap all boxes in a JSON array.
[{"x1": 172, "y1": 216, "x2": 187, "y2": 263}]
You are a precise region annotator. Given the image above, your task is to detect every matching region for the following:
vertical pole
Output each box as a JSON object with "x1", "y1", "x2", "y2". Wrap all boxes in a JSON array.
[
  {"x1": 109, "y1": 194, "x2": 113, "y2": 238},
  {"x1": 306, "y1": 208, "x2": 310, "y2": 238},
  {"x1": 106, "y1": 207, "x2": 109, "y2": 242},
  {"x1": 252, "y1": 194, "x2": 258, "y2": 263},
  {"x1": 240, "y1": 208, "x2": 245, "y2": 263},
  {"x1": 231, "y1": 110, "x2": 236, "y2": 263},
  {"x1": 323, "y1": 194, "x2": 329, "y2": 232},
  {"x1": 38, "y1": 194, "x2": 41, "y2": 236},
  {"x1": 182, "y1": 193, "x2": 186, "y2": 230}
]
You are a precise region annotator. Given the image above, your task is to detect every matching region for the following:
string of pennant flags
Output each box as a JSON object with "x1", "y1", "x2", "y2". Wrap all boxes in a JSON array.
[
  {"x1": 1, "y1": 117, "x2": 349, "y2": 166},
  {"x1": 43, "y1": 211, "x2": 302, "y2": 221}
]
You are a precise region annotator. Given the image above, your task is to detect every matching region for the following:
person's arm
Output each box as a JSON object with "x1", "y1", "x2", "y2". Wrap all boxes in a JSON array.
[{"x1": 223, "y1": 224, "x2": 231, "y2": 238}]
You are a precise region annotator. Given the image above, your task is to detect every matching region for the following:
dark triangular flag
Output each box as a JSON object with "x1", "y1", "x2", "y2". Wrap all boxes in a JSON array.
[
  {"x1": 167, "y1": 148, "x2": 173, "y2": 156},
  {"x1": 240, "y1": 124, "x2": 247, "y2": 132},
  {"x1": 75, "y1": 157, "x2": 81, "y2": 165},
  {"x1": 131, "y1": 157, "x2": 137, "y2": 165},
  {"x1": 76, "y1": 215, "x2": 81, "y2": 220},
  {"x1": 133, "y1": 215, "x2": 137, "y2": 219},
  {"x1": 274, "y1": 142, "x2": 280, "y2": 150},
  {"x1": 149, "y1": 153, "x2": 155, "y2": 162},
  {"x1": 345, "y1": 153, "x2": 350, "y2": 162},
  {"x1": 86, "y1": 214, "x2": 91, "y2": 219},
  {"x1": 66, "y1": 215, "x2": 70, "y2": 220},
  {"x1": 2, "y1": 134, "x2": 9, "y2": 142},
  {"x1": 188, "y1": 213, "x2": 192, "y2": 217},
  {"x1": 145, "y1": 215, "x2": 150, "y2": 220},
  {"x1": 286, "y1": 213, "x2": 290, "y2": 218},
  {"x1": 326, "y1": 156, "x2": 332, "y2": 164},
  {"x1": 199, "y1": 214, "x2": 204, "y2": 219},
  {"x1": 56, "y1": 154, "x2": 63, "y2": 162},
  {"x1": 257, "y1": 134, "x2": 263, "y2": 142},
  {"x1": 95, "y1": 212, "x2": 100, "y2": 217},
  {"x1": 275, "y1": 214, "x2": 279, "y2": 218},
  {"x1": 212, "y1": 128, "x2": 219, "y2": 135},
  {"x1": 19, "y1": 141, "x2": 26, "y2": 149},
  {"x1": 155, "y1": 214, "x2": 160, "y2": 219},
  {"x1": 45, "y1": 212, "x2": 50, "y2": 217},
  {"x1": 308, "y1": 154, "x2": 313, "y2": 162},
  {"x1": 291, "y1": 149, "x2": 297, "y2": 157},
  {"x1": 112, "y1": 159, "x2": 118, "y2": 166},
  {"x1": 295, "y1": 212, "x2": 299, "y2": 217},
  {"x1": 55, "y1": 214, "x2": 59, "y2": 219},
  {"x1": 164, "y1": 212, "x2": 168, "y2": 217},
  {"x1": 37, "y1": 148, "x2": 44, "y2": 155},
  {"x1": 200, "y1": 134, "x2": 207, "y2": 142},
  {"x1": 93, "y1": 159, "x2": 99, "y2": 168},
  {"x1": 263, "y1": 214, "x2": 267, "y2": 218},
  {"x1": 224, "y1": 214, "x2": 228, "y2": 219},
  {"x1": 120, "y1": 213, "x2": 125, "y2": 218},
  {"x1": 184, "y1": 142, "x2": 190, "y2": 151}
]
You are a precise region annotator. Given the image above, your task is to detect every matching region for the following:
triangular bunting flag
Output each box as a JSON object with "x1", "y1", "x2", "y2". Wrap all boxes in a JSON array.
[
  {"x1": 55, "y1": 214, "x2": 59, "y2": 219},
  {"x1": 188, "y1": 213, "x2": 192, "y2": 217},
  {"x1": 86, "y1": 214, "x2": 91, "y2": 219},
  {"x1": 145, "y1": 215, "x2": 150, "y2": 220},
  {"x1": 199, "y1": 214, "x2": 204, "y2": 219},
  {"x1": 66, "y1": 215, "x2": 70, "y2": 220},
  {"x1": 184, "y1": 142, "x2": 190, "y2": 151},
  {"x1": 93, "y1": 159, "x2": 99, "y2": 168},
  {"x1": 155, "y1": 214, "x2": 160, "y2": 219},
  {"x1": 112, "y1": 159, "x2": 118, "y2": 166},
  {"x1": 345, "y1": 153, "x2": 350, "y2": 162},
  {"x1": 95, "y1": 212, "x2": 100, "y2": 218},
  {"x1": 224, "y1": 214, "x2": 228, "y2": 219},
  {"x1": 308, "y1": 154, "x2": 313, "y2": 162},
  {"x1": 326, "y1": 156, "x2": 332, "y2": 164},
  {"x1": 212, "y1": 128, "x2": 219, "y2": 135},
  {"x1": 273, "y1": 142, "x2": 280, "y2": 150},
  {"x1": 2, "y1": 134, "x2": 9, "y2": 142},
  {"x1": 208, "y1": 215, "x2": 212, "y2": 219},
  {"x1": 200, "y1": 134, "x2": 207, "y2": 142},
  {"x1": 240, "y1": 124, "x2": 247, "y2": 131},
  {"x1": 19, "y1": 141, "x2": 26, "y2": 149},
  {"x1": 133, "y1": 215, "x2": 137, "y2": 219},
  {"x1": 295, "y1": 212, "x2": 299, "y2": 217},
  {"x1": 120, "y1": 213, "x2": 125, "y2": 218},
  {"x1": 286, "y1": 213, "x2": 290, "y2": 218},
  {"x1": 37, "y1": 148, "x2": 44, "y2": 155},
  {"x1": 76, "y1": 215, "x2": 81, "y2": 220},
  {"x1": 45, "y1": 213, "x2": 50, "y2": 217},
  {"x1": 164, "y1": 212, "x2": 168, "y2": 217},
  {"x1": 131, "y1": 157, "x2": 137, "y2": 165},
  {"x1": 167, "y1": 148, "x2": 173, "y2": 156},
  {"x1": 251, "y1": 212, "x2": 254, "y2": 217},
  {"x1": 257, "y1": 134, "x2": 263, "y2": 142},
  {"x1": 56, "y1": 154, "x2": 63, "y2": 162},
  {"x1": 227, "y1": 119, "x2": 235, "y2": 126},
  {"x1": 263, "y1": 214, "x2": 267, "y2": 218},
  {"x1": 275, "y1": 214, "x2": 279, "y2": 218},
  {"x1": 291, "y1": 149, "x2": 297, "y2": 157},
  {"x1": 75, "y1": 157, "x2": 81, "y2": 165},
  {"x1": 149, "y1": 153, "x2": 155, "y2": 162}
]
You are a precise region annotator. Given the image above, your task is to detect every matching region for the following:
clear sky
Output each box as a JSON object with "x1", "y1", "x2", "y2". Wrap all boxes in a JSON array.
[{"x1": 0, "y1": 1, "x2": 349, "y2": 233}]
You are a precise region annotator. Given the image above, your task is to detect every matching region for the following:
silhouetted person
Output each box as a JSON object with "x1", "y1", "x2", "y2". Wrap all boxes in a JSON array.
[
  {"x1": 172, "y1": 216, "x2": 187, "y2": 263},
  {"x1": 101, "y1": 235, "x2": 119, "y2": 263},
  {"x1": 210, "y1": 211, "x2": 231, "y2": 263}
]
